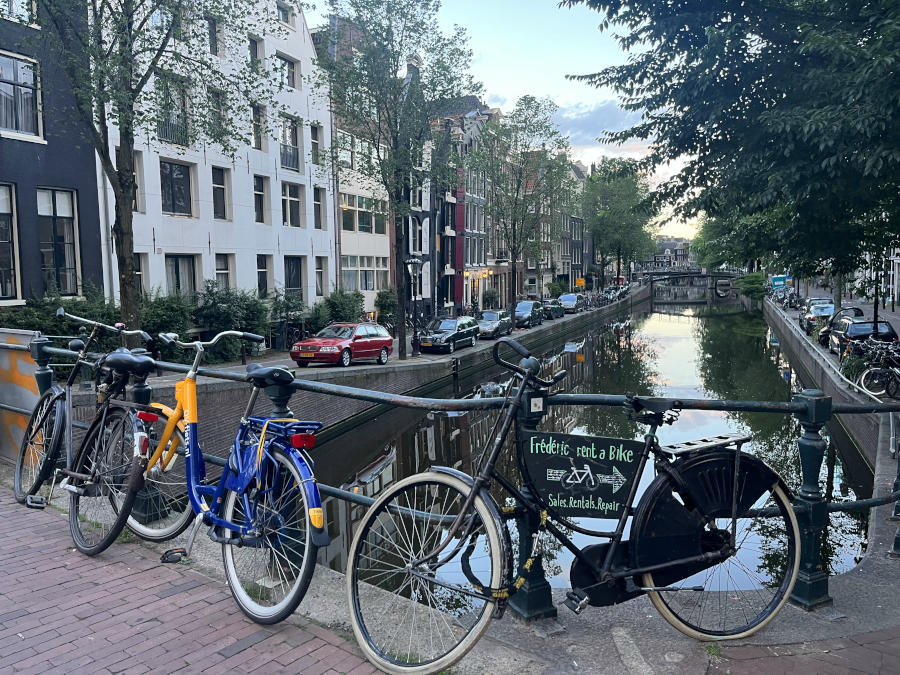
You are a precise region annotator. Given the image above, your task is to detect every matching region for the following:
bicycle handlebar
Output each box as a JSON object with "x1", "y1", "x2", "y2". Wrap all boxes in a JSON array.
[
  {"x1": 492, "y1": 337, "x2": 566, "y2": 389},
  {"x1": 157, "y1": 330, "x2": 265, "y2": 350},
  {"x1": 56, "y1": 307, "x2": 152, "y2": 344}
]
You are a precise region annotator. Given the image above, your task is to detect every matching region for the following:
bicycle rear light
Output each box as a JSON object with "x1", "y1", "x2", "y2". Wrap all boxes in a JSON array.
[
  {"x1": 291, "y1": 433, "x2": 316, "y2": 449},
  {"x1": 137, "y1": 411, "x2": 159, "y2": 423}
]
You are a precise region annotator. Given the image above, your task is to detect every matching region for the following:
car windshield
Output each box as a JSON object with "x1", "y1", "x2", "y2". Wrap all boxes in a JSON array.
[
  {"x1": 559, "y1": 294, "x2": 577, "y2": 302},
  {"x1": 811, "y1": 306, "x2": 834, "y2": 316},
  {"x1": 480, "y1": 312, "x2": 500, "y2": 321},
  {"x1": 846, "y1": 322, "x2": 892, "y2": 336},
  {"x1": 316, "y1": 325, "x2": 354, "y2": 339},
  {"x1": 427, "y1": 319, "x2": 457, "y2": 331},
  {"x1": 515, "y1": 302, "x2": 533, "y2": 311}
]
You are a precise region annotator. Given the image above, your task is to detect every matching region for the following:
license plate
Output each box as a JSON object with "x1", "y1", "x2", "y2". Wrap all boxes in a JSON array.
[
  {"x1": 420, "y1": 341, "x2": 431, "y2": 346},
  {"x1": 300, "y1": 352, "x2": 316, "y2": 358}
]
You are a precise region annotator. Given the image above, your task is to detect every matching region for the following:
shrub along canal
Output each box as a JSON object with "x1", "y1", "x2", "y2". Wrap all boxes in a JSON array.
[{"x1": 311, "y1": 304, "x2": 870, "y2": 583}]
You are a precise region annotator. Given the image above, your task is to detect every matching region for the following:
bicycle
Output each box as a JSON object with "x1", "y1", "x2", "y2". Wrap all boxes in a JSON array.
[
  {"x1": 346, "y1": 337, "x2": 801, "y2": 673},
  {"x1": 135, "y1": 329, "x2": 329, "y2": 624}
]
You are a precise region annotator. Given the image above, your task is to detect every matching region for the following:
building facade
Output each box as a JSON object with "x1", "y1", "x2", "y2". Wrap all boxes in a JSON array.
[{"x1": 1, "y1": 3, "x2": 104, "y2": 303}]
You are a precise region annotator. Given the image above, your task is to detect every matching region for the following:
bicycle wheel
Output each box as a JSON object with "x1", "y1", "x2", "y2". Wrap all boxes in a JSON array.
[
  {"x1": 14, "y1": 386, "x2": 65, "y2": 504},
  {"x1": 69, "y1": 407, "x2": 139, "y2": 556},
  {"x1": 125, "y1": 413, "x2": 193, "y2": 542},
  {"x1": 347, "y1": 472, "x2": 504, "y2": 674},
  {"x1": 221, "y1": 447, "x2": 317, "y2": 624},
  {"x1": 859, "y1": 368, "x2": 888, "y2": 396},
  {"x1": 886, "y1": 372, "x2": 900, "y2": 399},
  {"x1": 637, "y1": 454, "x2": 800, "y2": 640}
]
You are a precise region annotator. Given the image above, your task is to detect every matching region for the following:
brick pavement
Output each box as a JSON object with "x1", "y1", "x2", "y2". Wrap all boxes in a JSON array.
[{"x1": 0, "y1": 488, "x2": 378, "y2": 675}]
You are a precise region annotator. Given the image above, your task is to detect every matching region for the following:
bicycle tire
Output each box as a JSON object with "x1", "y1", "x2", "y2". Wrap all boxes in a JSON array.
[
  {"x1": 859, "y1": 368, "x2": 888, "y2": 396},
  {"x1": 886, "y1": 372, "x2": 900, "y2": 399},
  {"x1": 221, "y1": 447, "x2": 317, "y2": 624},
  {"x1": 636, "y1": 454, "x2": 800, "y2": 640},
  {"x1": 69, "y1": 407, "x2": 139, "y2": 556},
  {"x1": 125, "y1": 413, "x2": 193, "y2": 542},
  {"x1": 347, "y1": 471, "x2": 503, "y2": 674},
  {"x1": 14, "y1": 386, "x2": 65, "y2": 504}
]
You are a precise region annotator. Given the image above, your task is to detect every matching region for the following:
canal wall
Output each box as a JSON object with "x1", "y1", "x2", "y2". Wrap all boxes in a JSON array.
[{"x1": 763, "y1": 298, "x2": 880, "y2": 469}]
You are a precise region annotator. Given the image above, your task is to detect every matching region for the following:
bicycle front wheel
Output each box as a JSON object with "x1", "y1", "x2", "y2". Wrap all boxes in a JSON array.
[
  {"x1": 221, "y1": 447, "x2": 317, "y2": 624},
  {"x1": 347, "y1": 472, "x2": 504, "y2": 674},
  {"x1": 859, "y1": 368, "x2": 888, "y2": 396},
  {"x1": 69, "y1": 407, "x2": 139, "y2": 556},
  {"x1": 640, "y1": 461, "x2": 800, "y2": 640},
  {"x1": 125, "y1": 413, "x2": 193, "y2": 542},
  {"x1": 14, "y1": 386, "x2": 65, "y2": 503}
]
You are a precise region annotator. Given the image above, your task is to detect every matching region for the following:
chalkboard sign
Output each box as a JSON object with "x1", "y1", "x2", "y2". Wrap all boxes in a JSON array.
[{"x1": 521, "y1": 432, "x2": 644, "y2": 519}]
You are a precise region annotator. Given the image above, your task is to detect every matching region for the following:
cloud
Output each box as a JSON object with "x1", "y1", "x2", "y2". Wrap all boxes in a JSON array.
[{"x1": 555, "y1": 100, "x2": 643, "y2": 147}]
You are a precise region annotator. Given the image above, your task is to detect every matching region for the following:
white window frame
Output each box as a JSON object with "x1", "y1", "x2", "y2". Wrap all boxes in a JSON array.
[
  {"x1": 276, "y1": 54, "x2": 297, "y2": 89},
  {"x1": 253, "y1": 174, "x2": 268, "y2": 224},
  {"x1": 256, "y1": 254, "x2": 272, "y2": 298},
  {"x1": 215, "y1": 253, "x2": 233, "y2": 288},
  {"x1": 0, "y1": 49, "x2": 44, "y2": 143},
  {"x1": 159, "y1": 159, "x2": 194, "y2": 216},
  {"x1": 0, "y1": 183, "x2": 21, "y2": 302},
  {"x1": 211, "y1": 166, "x2": 229, "y2": 220},
  {"x1": 281, "y1": 181, "x2": 304, "y2": 228},
  {"x1": 36, "y1": 187, "x2": 81, "y2": 297}
]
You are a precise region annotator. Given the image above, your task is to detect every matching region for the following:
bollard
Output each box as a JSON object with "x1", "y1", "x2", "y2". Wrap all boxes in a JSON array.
[
  {"x1": 30, "y1": 336, "x2": 53, "y2": 394},
  {"x1": 790, "y1": 388, "x2": 834, "y2": 610},
  {"x1": 264, "y1": 384, "x2": 293, "y2": 417},
  {"x1": 508, "y1": 387, "x2": 557, "y2": 621},
  {"x1": 78, "y1": 326, "x2": 91, "y2": 389}
]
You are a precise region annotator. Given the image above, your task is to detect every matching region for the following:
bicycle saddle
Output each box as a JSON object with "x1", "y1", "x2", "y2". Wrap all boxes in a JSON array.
[
  {"x1": 246, "y1": 363, "x2": 295, "y2": 388},
  {"x1": 104, "y1": 347, "x2": 156, "y2": 377}
]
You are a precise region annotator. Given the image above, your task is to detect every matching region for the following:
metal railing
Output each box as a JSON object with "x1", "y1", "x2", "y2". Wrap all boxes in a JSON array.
[{"x1": 6, "y1": 334, "x2": 900, "y2": 621}]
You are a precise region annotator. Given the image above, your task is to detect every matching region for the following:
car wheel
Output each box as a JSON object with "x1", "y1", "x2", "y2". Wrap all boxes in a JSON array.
[
  {"x1": 377, "y1": 347, "x2": 388, "y2": 365},
  {"x1": 448, "y1": 341, "x2": 455, "y2": 354},
  {"x1": 339, "y1": 349, "x2": 352, "y2": 367}
]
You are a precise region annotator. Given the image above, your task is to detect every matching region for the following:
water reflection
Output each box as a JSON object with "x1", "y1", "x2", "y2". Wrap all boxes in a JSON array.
[{"x1": 314, "y1": 306, "x2": 868, "y2": 580}]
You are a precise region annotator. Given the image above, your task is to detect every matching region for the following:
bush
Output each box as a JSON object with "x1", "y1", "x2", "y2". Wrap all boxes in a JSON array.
[
  {"x1": 192, "y1": 281, "x2": 269, "y2": 362},
  {"x1": 482, "y1": 287, "x2": 499, "y2": 309},
  {"x1": 140, "y1": 290, "x2": 194, "y2": 362},
  {"x1": 325, "y1": 289, "x2": 364, "y2": 323},
  {"x1": 375, "y1": 287, "x2": 397, "y2": 323},
  {"x1": 269, "y1": 288, "x2": 305, "y2": 326},
  {"x1": 841, "y1": 354, "x2": 865, "y2": 382},
  {"x1": 306, "y1": 301, "x2": 332, "y2": 334},
  {"x1": 546, "y1": 281, "x2": 567, "y2": 298}
]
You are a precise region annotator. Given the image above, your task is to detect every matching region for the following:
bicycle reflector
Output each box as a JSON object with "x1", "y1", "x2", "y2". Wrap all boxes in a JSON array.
[
  {"x1": 137, "y1": 411, "x2": 159, "y2": 423},
  {"x1": 309, "y1": 507, "x2": 324, "y2": 529},
  {"x1": 291, "y1": 433, "x2": 316, "y2": 449}
]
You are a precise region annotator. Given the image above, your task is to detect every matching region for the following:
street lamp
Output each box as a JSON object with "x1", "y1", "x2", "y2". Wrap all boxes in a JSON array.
[{"x1": 405, "y1": 256, "x2": 422, "y2": 356}]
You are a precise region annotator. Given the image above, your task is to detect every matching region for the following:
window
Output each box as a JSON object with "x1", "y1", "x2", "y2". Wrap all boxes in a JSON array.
[
  {"x1": 215, "y1": 253, "x2": 232, "y2": 288},
  {"x1": 253, "y1": 175, "x2": 268, "y2": 224},
  {"x1": 133, "y1": 253, "x2": 145, "y2": 295},
  {"x1": 248, "y1": 37, "x2": 261, "y2": 68},
  {"x1": 208, "y1": 89, "x2": 226, "y2": 135},
  {"x1": 165, "y1": 254, "x2": 196, "y2": 295},
  {"x1": 341, "y1": 193, "x2": 355, "y2": 231},
  {"x1": 2, "y1": 0, "x2": 32, "y2": 21},
  {"x1": 357, "y1": 197, "x2": 372, "y2": 233},
  {"x1": 315, "y1": 256, "x2": 326, "y2": 296},
  {"x1": 251, "y1": 104, "x2": 265, "y2": 150},
  {"x1": 360, "y1": 269, "x2": 375, "y2": 291},
  {"x1": 409, "y1": 217, "x2": 422, "y2": 253},
  {"x1": 206, "y1": 17, "x2": 220, "y2": 56},
  {"x1": 310, "y1": 125, "x2": 321, "y2": 165},
  {"x1": 313, "y1": 187, "x2": 324, "y2": 229},
  {"x1": 257, "y1": 254, "x2": 271, "y2": 298},
  {"x1": 374, "y1": 200, "x2": 386, "y2": 234},
  {"x1": 341, "y1": 269, "x2": 357, "y2": 290},
  {"x1": 277, "y1": 55, "x2": 297, "y2": 89},
  {"x1": 36, "y1": 189, "x2": 78, "y2": 296},
  {"x1": 284, "y1": 256, "x2": 304, "y2": 298},
  {"x1": 211, "y1": 167, "x2": 228, "y2": 219},
  {"x1": 341, "y1": 193, "x2": 383, "y2": 234},
  {"x1": 0, "y1": 184, "x2": 18, "y2": 299},
  {"x1": 338, "y1": 132, "x2": 354, "y2": 169},
  {"x1": 281, "y1": 182, "x2": 303, "y2": 227},
  {"x1": 277, "y1": 3, "x2": 293, "y2": 26},
  {"x1": 156, "y1": 74, "x2": 187, "y2": 144},
  {"x1": 280, "y1": 117, "x2": 300, "y2": 170},
  {"x1": 0, "y1": 53, "x2": 39, "y2": 136},
  {"x1": 160, "y1": 160, "x2": 192, "y2": 215}
]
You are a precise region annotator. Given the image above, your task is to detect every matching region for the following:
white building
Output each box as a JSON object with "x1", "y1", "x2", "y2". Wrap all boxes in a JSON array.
[{"x1": 99, "y1": 3, "x2": 337, "y2": 307}]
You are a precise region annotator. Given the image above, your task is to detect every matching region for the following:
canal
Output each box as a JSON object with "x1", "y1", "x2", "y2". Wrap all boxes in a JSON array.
[{"x1": 312, "y1": 304, "x2": 870, "y2": 583}]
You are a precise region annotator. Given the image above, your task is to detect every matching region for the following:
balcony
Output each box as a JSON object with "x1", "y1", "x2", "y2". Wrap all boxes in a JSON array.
[
  {"x1": 157, "y1": 116, "x2": 188, "y2": 145},
  {"x1": 281, "y1": 144, "x2": 300, "y2": 171}
]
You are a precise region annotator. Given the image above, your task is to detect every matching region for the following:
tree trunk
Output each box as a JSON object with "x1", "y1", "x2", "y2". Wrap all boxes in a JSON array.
[
  {"x1": 873, "y1": 265, "x2": 879, "y2": 329},
  {"x1": 112, "y1": 135, "x2": 139, "y2": 342},
  {"x1": 509, "y1": 256, "x2": 518, "y2": 309},
  {"x1": 833, "y1": 272, "x2": 842, "y2": 311}
]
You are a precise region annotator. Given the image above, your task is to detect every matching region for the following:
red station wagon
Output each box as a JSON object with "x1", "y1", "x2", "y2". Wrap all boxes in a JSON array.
[{"x1": 290, "y1": 323, "x2": 393, "y2": 367}]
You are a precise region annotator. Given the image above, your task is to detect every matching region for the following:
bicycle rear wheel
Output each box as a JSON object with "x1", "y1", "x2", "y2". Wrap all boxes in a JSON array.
[
  {"x1": 859, "y1": 368, "x2": 888, "y2": 396},
  {"x1": 347, "y1": 472, "x2": 503, "y2": 674},
  {"x1": 125, "y1": 413, "x2": 193, "y2": 542},
  {"x1": 14, "y1": 386, "x2": 65, "y2": 503},
  {"x1": 221, "y1": 447, "x2": 317, "y2": 624},
  {"x1": 69, "y1": 407, "x2": 139, "y2": 556},
  {"x1": 637, "y1": 455, "x2": 800, "y2": 640}
]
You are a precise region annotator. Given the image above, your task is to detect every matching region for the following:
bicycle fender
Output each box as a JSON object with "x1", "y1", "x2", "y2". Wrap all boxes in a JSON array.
[
  {"x1": 149, "y1": 402, "x2": 185, "y2": 432},
  {"x1": 283, "y1": 445, "x2": 331, "y2": 547}
]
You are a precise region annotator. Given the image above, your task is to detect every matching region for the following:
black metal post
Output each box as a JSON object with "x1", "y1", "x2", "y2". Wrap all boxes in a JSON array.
[
  {"x1": 411, "y1": 292, "x2": 420, "y2": 357},
  {"x1": 30, "y1": 336, "x2": 53, "y2": 394},
  {"x1": 78, "y1": 326, "x2": 91, "y2": 389},
  {"x1": 790, "y1": 388, "x2": 834, "y2": 610},
  {"x1": 508, "y1": 388, "x2": 557, "y2": 622},
  {"x1": 264, "y1": 384, "x2": 294, "y2": 417}
]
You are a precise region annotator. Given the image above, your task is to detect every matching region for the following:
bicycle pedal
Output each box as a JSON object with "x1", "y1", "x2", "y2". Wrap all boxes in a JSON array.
[
  {"x1": 25, "y1": 495, "x2": 46, "y2": 509},
  {"x1": 563, "y1": 588, "x2": 590, "y2": 614},
  {"x1": 160, "y1": 548, "x2": 186, "y2": 564}
]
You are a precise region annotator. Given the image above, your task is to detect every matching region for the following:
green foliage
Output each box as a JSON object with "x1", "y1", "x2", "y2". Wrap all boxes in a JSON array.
[
  {"x1": 482, "y1": 287, "x2": 499, "y2": 309},
  {"x1": 139, "y1": 290, "x2": 194, "y2": 362},
  {"x1": 546, "y1": 281, "x2": 567, "y2": 298},
  {"x1": 810, "y1": 322, "x2": 824, "y2": 345},
  {"x1": 324, "y1": 289, "x2": 365, "y2": 323},
  {"x1": 841, "y1": 354, "x2": 866, "y2": 382},
  {"x1": 192, "y1": 281, "x2": 268, "y2": 362},
  {"x1": 375, "y1": 287, "x2": 398, "y2": 323},
  {"x1": 306, "y1": 302, "x2": 332, "y2": 335},
  {"x1": 268, "y1": 289, "x2": 306, "y2": 326},
  {"x1": 736, "y1": 273, "x2": 767, "y2": 301}
]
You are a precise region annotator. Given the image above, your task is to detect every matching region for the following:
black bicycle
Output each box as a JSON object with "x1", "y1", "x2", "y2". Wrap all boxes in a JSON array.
[{"x1": 346, "y1": 337, "x2": 801, "y2": 673}]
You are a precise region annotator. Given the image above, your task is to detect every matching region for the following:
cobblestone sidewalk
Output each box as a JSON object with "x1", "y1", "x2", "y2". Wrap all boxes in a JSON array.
[{"x1": 0, "y1": 488, "x2": 376, "y2": 675}]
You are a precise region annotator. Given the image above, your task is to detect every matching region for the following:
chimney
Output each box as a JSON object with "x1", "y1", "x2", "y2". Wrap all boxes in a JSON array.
[{"x1": 404, "y1": 53, "x2": 423, "y2": 85}]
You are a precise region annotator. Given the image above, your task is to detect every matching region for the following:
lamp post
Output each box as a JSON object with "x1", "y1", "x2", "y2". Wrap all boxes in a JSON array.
[{"x1": 405, "y1": 256, "x2": 422, "y2": 356}]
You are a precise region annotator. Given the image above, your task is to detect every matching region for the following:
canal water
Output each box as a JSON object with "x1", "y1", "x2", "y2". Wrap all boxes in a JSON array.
[{"x1": 312, "y1": 305, "x2": 870, "y2": 584}]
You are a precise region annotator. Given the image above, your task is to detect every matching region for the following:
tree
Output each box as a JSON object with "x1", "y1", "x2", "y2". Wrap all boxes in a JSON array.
[
  {"x1": 315, "y1": 0, "x2": 478, "y2": 359},
  {"x1": 34, "y1": 0, "x2": 289, "y2": 332},
  {"x1": 565, "y1": 0, "x2": 900, "y2": 279},
  {"x1": 467, "y1": 96, "x2": 572, "y2": 306}
]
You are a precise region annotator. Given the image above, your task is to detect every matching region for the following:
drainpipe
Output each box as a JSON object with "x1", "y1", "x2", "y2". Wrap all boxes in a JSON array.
[{"x1": 100, "y1": 161, "x2": 116, "y2": 300}]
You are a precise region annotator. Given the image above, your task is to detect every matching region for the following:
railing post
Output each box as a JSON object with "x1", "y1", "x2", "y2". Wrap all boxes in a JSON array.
[
  {"x1": 29, "y1": 336, "x2": 53, "y2": 394},
  {"x1": 78, "y1": 326, "x2": 91, "y2": 389},
  {"x1": 508, "y1": 387, "x2": 557, "y2": 622},
  {"x1": 264, "y1": 384, "x2": 293, "y2": 418},
  {"x1": 790, "y1": 388, "x2": 834, "y2": 610}
]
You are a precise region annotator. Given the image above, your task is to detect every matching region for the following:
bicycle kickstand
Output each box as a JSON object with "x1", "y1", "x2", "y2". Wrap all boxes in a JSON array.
[{"x1": 160, "y1": 513, "x2": 204, "y2": 564}]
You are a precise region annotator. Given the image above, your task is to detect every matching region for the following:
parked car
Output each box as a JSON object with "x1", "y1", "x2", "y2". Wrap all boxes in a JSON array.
[
  {"x1": 801, "y1": 304, "x2": 834, "y2": 334},
  {"x1": 514, "y1": 300, "x2": 544, "y2": 328},
  {"x1": 477, "y1": 310, "x2": 513, "y2": 338},
  {"x1": 419, "y1": 316, "x2": 480, "y2": 353},
  {"x1": 797, "y1": 297, "x2": 832, "y2": 323},
  {"x1": 817, "y1": 307, "x2": 864, "y2": 346},
  {"x1": 290, "y1": 322, "x2": 393, "y2": 367},
  {"x1": 559, "y1": 293, "x2": 585, "y2": 313},
  {"x1": 828, "y1": 317, "x2": 899, "y2": 355},
  {"x1": 541, "y1": 299, "x2": 564, "y2": 320}
]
